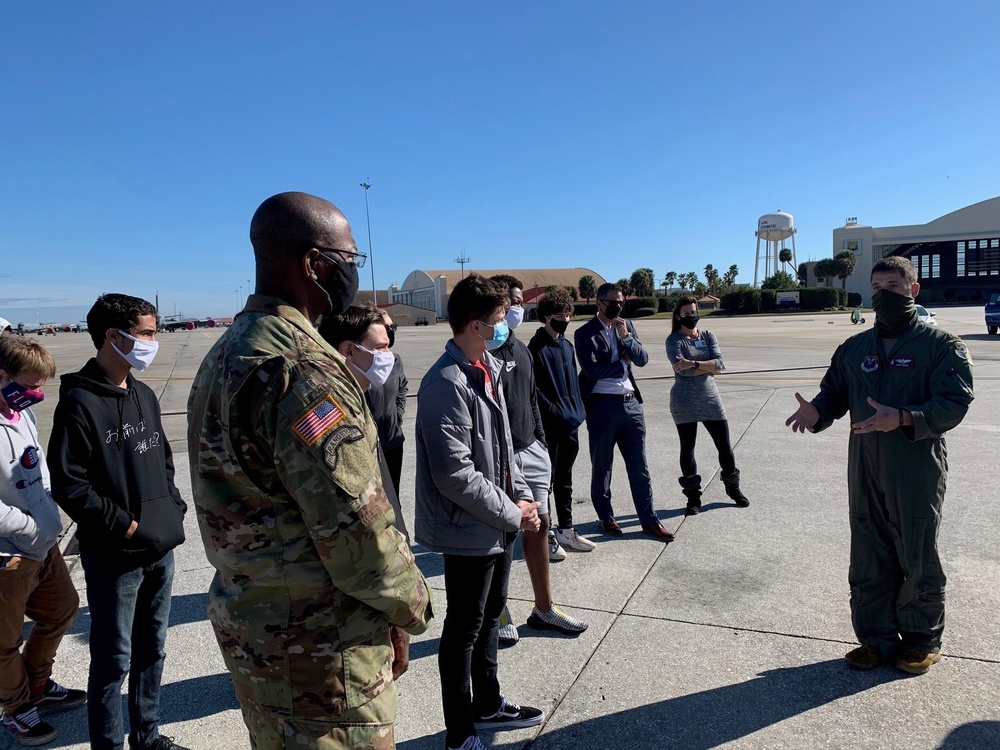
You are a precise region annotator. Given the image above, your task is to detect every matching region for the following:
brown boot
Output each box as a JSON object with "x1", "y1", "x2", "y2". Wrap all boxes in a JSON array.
[
  {"x1": 893, "y1": 648, "x2": 941, "y2": 675},
  {"x1": 844, "y1": 645, "x2": 881, "y2": 670}
]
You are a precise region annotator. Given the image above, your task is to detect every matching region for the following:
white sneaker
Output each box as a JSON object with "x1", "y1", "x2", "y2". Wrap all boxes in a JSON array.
[
  {"x1": 548, "y1": 531, "x2": 567, "y2": 561},
  {"x1": 554, "y1": 527, "x2": 596, "y2": 552}
]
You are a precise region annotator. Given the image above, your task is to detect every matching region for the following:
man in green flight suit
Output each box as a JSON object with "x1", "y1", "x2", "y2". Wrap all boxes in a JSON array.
[
  {"x1": 187, "y1": 192, "x2": 433, "y2": 749},
  {"x1": 786, "y1": 256, "x2": 973, "y2": 676}
]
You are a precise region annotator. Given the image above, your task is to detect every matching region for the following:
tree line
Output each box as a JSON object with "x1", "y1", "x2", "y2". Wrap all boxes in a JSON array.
[{"x1": 576, "y1": 264, "x2": 741, "y2": 302}]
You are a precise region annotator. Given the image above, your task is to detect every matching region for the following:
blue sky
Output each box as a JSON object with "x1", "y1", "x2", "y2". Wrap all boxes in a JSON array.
[{"x1": 3, "y1": 1, "x2": 999, "y2": 323}]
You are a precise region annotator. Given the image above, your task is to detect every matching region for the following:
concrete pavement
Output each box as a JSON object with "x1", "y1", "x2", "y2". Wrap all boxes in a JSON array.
[{"x1": 7, "y1": 306, "x2": 999, "y2": 750}]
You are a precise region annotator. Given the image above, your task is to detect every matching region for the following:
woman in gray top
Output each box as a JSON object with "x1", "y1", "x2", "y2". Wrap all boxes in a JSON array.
[{"x1": 666, "y1": 296, "x2": 750, "y2": 515}]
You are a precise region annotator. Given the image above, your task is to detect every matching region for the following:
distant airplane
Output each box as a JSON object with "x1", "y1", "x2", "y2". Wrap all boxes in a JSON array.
[{"x1": 158, "y1": 315, "x2": 219, "y2": 332}]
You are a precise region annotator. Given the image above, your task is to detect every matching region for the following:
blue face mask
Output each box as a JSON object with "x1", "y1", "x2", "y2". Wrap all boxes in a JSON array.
[{"x1": 478, "y1": 319, "x2": 510, "y2": 350}]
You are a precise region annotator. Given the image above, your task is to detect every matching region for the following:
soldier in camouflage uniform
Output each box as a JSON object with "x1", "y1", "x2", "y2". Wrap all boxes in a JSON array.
[{"x1": 187, "y1": 192, "x2": 432, "y2": 750}]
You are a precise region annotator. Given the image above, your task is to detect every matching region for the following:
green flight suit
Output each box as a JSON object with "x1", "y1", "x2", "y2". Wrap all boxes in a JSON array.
[
  {"x1": 811, "y1": 321, "x2": 973, "y2": 658},
  {"x1": 187, "y1": 295, "x2": 433, "y2": 750}
]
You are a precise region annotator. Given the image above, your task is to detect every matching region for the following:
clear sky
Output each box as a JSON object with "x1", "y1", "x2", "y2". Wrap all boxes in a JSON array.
[{"x1": 3, "y1": 1, "x2": 999, "y2": 324}]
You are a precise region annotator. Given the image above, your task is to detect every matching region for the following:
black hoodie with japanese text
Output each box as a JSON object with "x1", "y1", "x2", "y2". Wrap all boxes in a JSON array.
[{"x1": 49, "y1": 358, "x2": 186, "y2": 565}]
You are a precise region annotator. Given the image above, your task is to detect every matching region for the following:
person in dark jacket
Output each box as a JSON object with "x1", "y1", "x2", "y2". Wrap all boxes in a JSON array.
[
  {"x1": 48, "y1": 294, "x2": 189, "y2": 750},
  {"x1": 367, "y1": 308, "x2": 408, "y2": 498},
  {"x1": 786, "y1": 257, "x2": 974, "y2": 676},
  {"x1": 527, "y1": 288, "x2": 594, "y2": 554},
  {"x1": 490, "y1": 276, "x2": 588, "y2": 645},
  {"x1": 574, "y1": 283, "x2": 673, "y2": 541}
]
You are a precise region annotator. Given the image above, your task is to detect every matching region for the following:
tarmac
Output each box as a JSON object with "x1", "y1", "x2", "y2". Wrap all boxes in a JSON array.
[{"x1": 6, "y1": 305, "x2": 1000, "y2": 750}]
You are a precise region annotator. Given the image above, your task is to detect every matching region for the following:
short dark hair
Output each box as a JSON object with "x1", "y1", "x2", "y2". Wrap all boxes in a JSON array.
[
  {"x1": 447, "y1": 273, "x2": 508, "y2": 335},
  {"x1": 871, "y1": 256, "x2": 917, "y2": 286},
  {"x1": 318, "y1": 303, "x2": 385, "y2": 347},
  {"x1": 537, "y1": 289, "x2": 574, "y2": 321},
  {"x1": 86, "y1": 293, "x2": 157, "y2": 349},
  {"x1": 489, "y1": 274, "x2": 524, "y2": 292},
  {"x1": 671, "y1": 295, "x2": 700, "y2": 333},
  {"x1": 596, "y1": 282, "x2": 620, "y2": 301}
]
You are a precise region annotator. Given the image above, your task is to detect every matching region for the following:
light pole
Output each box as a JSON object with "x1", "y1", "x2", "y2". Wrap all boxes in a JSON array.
[
  {"x1": 361, "y1": 182, "x2": 375, "y2": 303},
  {"x1": 455, "y1": 254, "x2": 470, "y2": 278}
]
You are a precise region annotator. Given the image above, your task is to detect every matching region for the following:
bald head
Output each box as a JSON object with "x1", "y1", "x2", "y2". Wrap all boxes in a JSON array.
[{"x1": 250, "y1": 192, "x2": 352, "y2": 264}]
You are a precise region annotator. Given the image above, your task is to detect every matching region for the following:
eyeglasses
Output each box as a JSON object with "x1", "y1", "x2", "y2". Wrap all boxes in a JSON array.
[
  {"x1": 385, "y1": 323, "x2": 398, "y2": 333},
  {"x1": 315, "y1": 247, "x2": 367, "y2": 269}
]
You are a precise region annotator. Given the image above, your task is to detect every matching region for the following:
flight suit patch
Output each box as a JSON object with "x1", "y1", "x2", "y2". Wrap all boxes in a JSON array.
[
  {"x1": 889, "y1": 356, "x2": 915, "y2": 368},
  {"x1": 861, "y1": 356, "x2": 879, "y2": 373},
  {"x1": 323, "y1": 425, "x2": 365, "y2": 471},
  {"x1": 953, "y1": 341, "x2": 972, "y2": 364}
]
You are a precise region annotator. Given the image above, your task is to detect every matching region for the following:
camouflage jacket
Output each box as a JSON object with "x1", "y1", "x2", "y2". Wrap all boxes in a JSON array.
[{"x1": 187, "y1": 294, "x2": 432, "y2": 719}]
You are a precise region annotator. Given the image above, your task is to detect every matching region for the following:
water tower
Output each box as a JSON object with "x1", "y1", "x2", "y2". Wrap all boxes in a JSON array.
[{"x1": 754, "y1": 211, "x2": 797, "y2": 286}]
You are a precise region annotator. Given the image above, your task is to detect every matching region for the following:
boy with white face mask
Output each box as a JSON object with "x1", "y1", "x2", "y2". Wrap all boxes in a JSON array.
[
  {"x1": 319, "y1": 304, "x2": 410, "y2": 541},
  {"x1": 48, "y1": 294, "x2": 189, "y2": 750}
]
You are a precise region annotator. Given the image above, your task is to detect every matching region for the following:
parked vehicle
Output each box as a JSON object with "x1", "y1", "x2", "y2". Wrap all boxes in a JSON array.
[
  {"x1": 915, "y1": 304, "x2": 937, "y2": 326},
  {"x1": 986, "y1": 292, "x2": 1000, "y2": 335}
]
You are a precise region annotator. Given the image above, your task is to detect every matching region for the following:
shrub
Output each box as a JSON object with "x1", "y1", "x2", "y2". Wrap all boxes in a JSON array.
[
  {"x1": 800, "y1": 287, "x2": 840, "y2": 309},
  {"x1": 847, "y1": 292, "x2": 862, "y2": 307},
  {"x1": 721, "y1": 292, "x2": 740, "y2": 312},
  {"x1": 658, "y1": 296, "x2": 674, "y2": 313},
  {"x1": 574, "y1": 303, "x2": 597, "y2": 317},
  {"x1": 623, "y1": 296, "x2": 657, "y2": 317},
  {"x1": 739, "y1": 289, "x2": 762, "y2": 313},
  {"x1": 760, "y1": 289, "x2": 777, "y2": 311},
  {"x1": 631, "y1": 307, "x2": 656, "y2": 318}
]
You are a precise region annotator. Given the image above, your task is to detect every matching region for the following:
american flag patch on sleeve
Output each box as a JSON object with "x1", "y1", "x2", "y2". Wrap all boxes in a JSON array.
[{"x1": 292, "y1": 396, "x2": 346, "y2": 445}]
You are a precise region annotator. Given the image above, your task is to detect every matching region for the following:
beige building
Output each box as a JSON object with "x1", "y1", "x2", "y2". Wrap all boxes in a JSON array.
[
  {"x1": 833, "y1": 196, "x2": 1000, "y2": 305},
  {"x1": 388, "y1": 268, "x2": 607, "y2": 320}
]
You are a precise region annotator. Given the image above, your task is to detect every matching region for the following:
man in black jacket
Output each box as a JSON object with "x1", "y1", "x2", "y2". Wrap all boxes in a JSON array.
[
  {"x1": 491, "y1": 276, "x2": 588, "y2": 644},
  {"x1": 49, "y1": 294, "x2": 189, "y2": 750}
]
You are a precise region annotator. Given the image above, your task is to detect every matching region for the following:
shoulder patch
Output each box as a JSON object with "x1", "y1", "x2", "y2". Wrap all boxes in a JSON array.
[
  {"x1": 323, "y1": 425, "x2": 365, "y2": 471},
  {"x1": 953, "y1": 340, "x2": 972, "y2": 364},
  {"x1": 291, "y1": 395, "x2": 346, "y2": 446}
]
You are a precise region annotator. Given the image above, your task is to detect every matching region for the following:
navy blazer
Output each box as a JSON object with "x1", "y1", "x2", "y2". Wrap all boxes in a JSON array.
[{"x1": 573, "y1": 315, "x2": 648, "y2": 404}]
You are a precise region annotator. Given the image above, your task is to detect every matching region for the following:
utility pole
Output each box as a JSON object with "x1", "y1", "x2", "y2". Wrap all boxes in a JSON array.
[
  {"x1": 361, "y1": 182, "x2": 375, "y2": 303},
  {"x1": 455, "y1": 254, "x2": 470, "y2": 278}
]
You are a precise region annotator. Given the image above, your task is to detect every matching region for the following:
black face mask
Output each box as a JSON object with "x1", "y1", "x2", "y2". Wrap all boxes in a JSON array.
[
  {"x1": 314, "y1": 255, "x2": 359, "y2": 316},
  {"x1": 679, "y1": 314, "x2": 699, "y2": 329},
  {"x1": 601, "y1": 300, "x2": 622, "y2": 319},
  {"x1": 872, "y1": 288, "x2": 917, "y2": 338},
  {"x1": 549, "y1": 318, "x2": 569, "y2": 335}
]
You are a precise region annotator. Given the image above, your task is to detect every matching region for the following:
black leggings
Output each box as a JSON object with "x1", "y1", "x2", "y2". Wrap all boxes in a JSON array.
[{"x1": 676, "y1": 419, "x2": 736, "y2": 477}]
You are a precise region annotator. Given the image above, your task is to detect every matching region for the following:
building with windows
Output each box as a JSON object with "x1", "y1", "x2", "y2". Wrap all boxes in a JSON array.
[
  {"x1": 833, "y1": 196, "x2": 1000, "y2": 305},
  {"x1": 388, "y1": 268, "x2": 606, "y2": 320}
]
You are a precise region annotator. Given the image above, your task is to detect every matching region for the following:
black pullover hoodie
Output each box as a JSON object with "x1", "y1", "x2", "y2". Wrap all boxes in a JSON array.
[{"x1": 49, "y1": 358, "x2": 186, "y2": 566}]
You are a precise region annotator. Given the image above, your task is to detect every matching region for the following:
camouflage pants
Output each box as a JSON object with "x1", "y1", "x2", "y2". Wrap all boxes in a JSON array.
[{"x1": 242, "y1": 682, "x2": 396, "y2": 750}]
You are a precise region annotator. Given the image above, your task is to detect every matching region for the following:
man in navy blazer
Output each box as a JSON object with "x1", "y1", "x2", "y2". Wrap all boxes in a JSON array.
[{"x1": 574, "y1": 283, "x2": 674, "y2": 542}]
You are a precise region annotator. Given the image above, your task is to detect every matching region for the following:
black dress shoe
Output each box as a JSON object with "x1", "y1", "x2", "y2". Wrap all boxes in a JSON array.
[
  {"x1": 641, "y1": 523, "x2": 675, "y2": 542},
  {"x1": 598, "y1": 518, "x2": 623, "y2": 536},
  {"x1": 685, "y1": 504, "x2": 700, "y2": 516}
]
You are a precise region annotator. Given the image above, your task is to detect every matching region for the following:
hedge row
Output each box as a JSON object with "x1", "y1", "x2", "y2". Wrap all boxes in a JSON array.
[{"x1": 720, "y1": 287, "x2": 848, "y2": 313}]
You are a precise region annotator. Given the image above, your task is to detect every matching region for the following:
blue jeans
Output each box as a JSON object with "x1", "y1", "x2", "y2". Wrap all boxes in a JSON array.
[
  {"x1": 586, "y1": 395, "x2": 657, "y2": 527},
  {"x1": 81, "y1": 551, "x2": 174, "y2": 750}
]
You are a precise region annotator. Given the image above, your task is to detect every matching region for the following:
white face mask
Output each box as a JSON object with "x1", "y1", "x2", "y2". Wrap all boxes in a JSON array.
[
  {"x1": 112, "y1": 330, "x2": 159, "y2": 371},
  {"x1": 505, "y1": 305, "x2": 524, "y2": 330},
  {"x1": 350, "y1": 343, "x2": 394, "y2": 387}
]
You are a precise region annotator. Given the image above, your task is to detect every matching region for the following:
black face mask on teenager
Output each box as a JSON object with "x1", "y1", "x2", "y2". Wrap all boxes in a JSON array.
[
  {"x1": 679, "y1": 314, "x2": 699, "y2": 330},
  {"x1": 549, "y1": 318, "x2": 569, "y2": 335},
  {"x1": 872, "y1": 288, "x2": 918, "y2": 338},
  {"x1": 315, "y1": 254, "x2": 360, "y2": 316},
  {"x1": 601, "y1": 300, "x2": 623, "y2": 319}
]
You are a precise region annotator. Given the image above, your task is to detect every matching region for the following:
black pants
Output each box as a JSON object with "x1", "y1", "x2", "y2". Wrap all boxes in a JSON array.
[
  {"x1": 439, "y1": 542, "x2": 512, "y2": 746},
  {"x1": 383, "y1": 443, "x2": 403, "y2": 498},
  {"x1": 541, "y1": 416, "x2": 580, "y2": 529},
  {"x1": 676, "y1": 419, "x2": 736, "y2": 477}
]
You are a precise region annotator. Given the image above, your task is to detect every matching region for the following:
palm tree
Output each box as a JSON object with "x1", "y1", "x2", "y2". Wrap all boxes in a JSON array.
[
  {"x1": 834, "y1": 250, "x2": 858, "y2": 289},
  {"x1": 723, "y1": 265, "x2": 739, "y2": 290},
  {"x1": 663, "y1": 271, "x2": 677, "y2": 292},
  {"x1": 779, "y1": 248, "x2": 794, "y2": 274},
  {"x1": 578, "y1": 275, "x2": 596, "y2": 303},
  {"x1": 684, "y1": 272, "x2": 699, "y2": 293}
]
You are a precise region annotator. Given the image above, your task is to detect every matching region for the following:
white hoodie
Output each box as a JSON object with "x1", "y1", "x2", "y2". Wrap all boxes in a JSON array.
[{"x1": 0, "y1": 408, "x2": 62, "y2": 560}]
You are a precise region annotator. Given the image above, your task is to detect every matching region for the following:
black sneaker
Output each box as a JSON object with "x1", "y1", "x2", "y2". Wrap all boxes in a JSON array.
[
  {"x1": 474, "y1": 697, "x2": 544, "y2": 730},
  {"x1": 142, "y1": 736, "x2": 192, "y2": 750},
  {"x1": 2, "y1": 706, "x2": 58, "y2": 746},
  {"x1": 31, "y1": 678, "x2": 86, "y2": 711}
]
